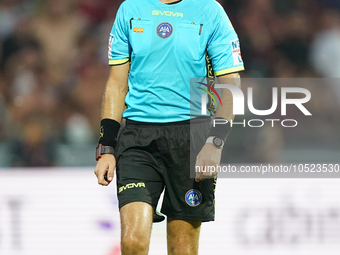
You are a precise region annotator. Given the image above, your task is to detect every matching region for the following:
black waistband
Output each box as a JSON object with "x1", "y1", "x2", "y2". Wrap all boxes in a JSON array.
[{"x1": 125, "y1": 116, "x2": 211, "y2": 126}]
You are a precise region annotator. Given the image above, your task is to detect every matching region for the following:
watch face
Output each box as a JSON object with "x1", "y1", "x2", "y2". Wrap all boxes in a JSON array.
[{"x1": 213, "y1": 137, "x2": 223, "y2": 148}]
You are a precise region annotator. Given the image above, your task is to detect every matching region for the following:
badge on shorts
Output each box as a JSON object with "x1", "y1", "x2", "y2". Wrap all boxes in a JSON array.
[
  {"x1": 157, "y1": 22, "x2": 173, "y2": 39},
  {"x1": 185, "y1": 189, "x2": 202, "y2": 207}
]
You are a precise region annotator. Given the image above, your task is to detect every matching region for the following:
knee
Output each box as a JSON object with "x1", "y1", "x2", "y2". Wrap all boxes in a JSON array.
[
  {"x1": 121, "y1": 234, "x2": 149, "y2": 255},
  {"x1": 168, "y1": 237, "x2": 199, "y2": 255},
  {"x1": 168, "y1": 246, "x2": 197, "y2": 255}
]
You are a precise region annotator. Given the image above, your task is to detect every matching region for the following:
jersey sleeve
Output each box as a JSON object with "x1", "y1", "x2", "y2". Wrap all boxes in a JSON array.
[
  {"x1": 108, "y1": 3, "x2": 130, "y2": 66},
  {"x1": 206, "y1": 5, "x2": 245, "y2": 76}
]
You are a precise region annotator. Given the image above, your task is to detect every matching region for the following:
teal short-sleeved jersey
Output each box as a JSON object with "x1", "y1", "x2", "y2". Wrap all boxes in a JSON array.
[{"x1": 108, "y1": 0, "x2": 244, "y2": 123}]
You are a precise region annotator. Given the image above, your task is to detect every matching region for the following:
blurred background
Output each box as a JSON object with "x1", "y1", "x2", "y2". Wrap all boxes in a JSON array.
[
  {"x1": 0, "y1": 0, "x2": 340, "y2": 167},
  {"x1": 0, "y1": 0, "x2": 340, "y2": 254}
]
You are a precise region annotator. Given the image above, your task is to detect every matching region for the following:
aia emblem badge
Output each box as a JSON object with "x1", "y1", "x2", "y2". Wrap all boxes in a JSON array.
[
  {"x1": 185, "y1": 189, "x2": 202, "y2": 207},
  {"x1": 157, "y1": 22, "x2": 173, "y2": 39}
]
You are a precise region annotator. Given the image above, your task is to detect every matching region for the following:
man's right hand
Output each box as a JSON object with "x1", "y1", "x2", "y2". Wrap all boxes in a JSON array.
[{"x1": 94, "y1": 154, "x2": 116, "y2": 186}]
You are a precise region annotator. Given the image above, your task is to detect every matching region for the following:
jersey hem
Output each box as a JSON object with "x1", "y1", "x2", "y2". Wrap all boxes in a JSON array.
[
  {"x1": 215, "y1": 66, "x2": 245, "y2": 76},
  {"x1": 109, "y1": 58, "x2": 130, "y2": 66}
]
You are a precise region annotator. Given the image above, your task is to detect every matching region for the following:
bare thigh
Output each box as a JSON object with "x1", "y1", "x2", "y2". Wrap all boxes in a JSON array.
[
  {"x1": 167, "y1": 217, "x2": 201, "y2": 255},
  {"x1": 120, "y1": 202, "x2": 154, "y2": 255}
]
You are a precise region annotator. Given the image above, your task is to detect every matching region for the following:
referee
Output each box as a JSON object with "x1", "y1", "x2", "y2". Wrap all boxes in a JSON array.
[{"x1": 94, "y1": 0, "x2": 244, "y2": 254}]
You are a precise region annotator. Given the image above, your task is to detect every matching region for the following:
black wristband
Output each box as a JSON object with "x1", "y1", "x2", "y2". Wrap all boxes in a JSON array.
[
  {"x1": 98, "y1": 119, "x2": 121, "y2": 148},
  {"x1": 208, "y1": 117, "x2": 232, "y2": 142}
]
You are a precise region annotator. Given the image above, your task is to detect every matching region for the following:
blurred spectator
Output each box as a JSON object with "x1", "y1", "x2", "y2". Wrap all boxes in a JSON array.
[
  {"x1": 0, "y1": 73, "x2": 9, "y2": 140},
  {"x1": 69, "y1": 31, "x2": 109, "y2": 133},
  {"x1": 0, "y1": 15, "x2": 34, "y2": 70},
  {"x1": 70, "y1": 58, "x2": 108, "y2": 133},
  {"x1": 322, "y1": 0, "x2": 340, "y2": 10},
  {"x1": 9, "y1": 113, "x2": 56, "y2": 167},
  {"x1": 31, "y1": 0, "x2": 85, "y2": 84},
  {"x1": 77, "y1": 0, "x2": 119, "y2": 26},
  {"x1": 311, "y1": 9, "x2": 340, "y2": 78},
  {"x1": 5, "y1": 41, "x2": 60, "y2": 140},
  {"x1": 61, "y1": 97, "x2": 95, "y2": 145},
  {"x1": 7, "y1": 41, "x2": 43, "y2": 101},
  {"x1": 0, "y1": 0, "x2": 29, "y2": 39}
]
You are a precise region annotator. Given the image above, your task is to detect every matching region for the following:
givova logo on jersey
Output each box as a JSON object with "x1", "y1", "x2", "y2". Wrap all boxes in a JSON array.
[{"x1": 231, "y1": 39, "x2": 243, "y2": 65}]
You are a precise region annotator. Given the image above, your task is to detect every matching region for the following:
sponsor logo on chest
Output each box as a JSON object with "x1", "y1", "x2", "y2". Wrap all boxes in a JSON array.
[{"x1": 152, "y1": 10, "x2": 183, "y2": 18}]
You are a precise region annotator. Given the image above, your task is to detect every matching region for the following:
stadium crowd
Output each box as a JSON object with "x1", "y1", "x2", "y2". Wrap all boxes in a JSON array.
[{"x1": 0, "y1": 0, "x2": 339, "y2": 167}]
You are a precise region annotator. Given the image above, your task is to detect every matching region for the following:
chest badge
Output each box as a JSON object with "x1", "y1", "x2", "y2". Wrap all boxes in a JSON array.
[
  {"x1": 185, "y1": 189, "x2": 202, "y2": 207},
  {"x1": 133, "y1": 28, "x2": 144, "y2": 33},
  {"x1": 157, "y1": 22, "x2": 173, "y2": 39}
]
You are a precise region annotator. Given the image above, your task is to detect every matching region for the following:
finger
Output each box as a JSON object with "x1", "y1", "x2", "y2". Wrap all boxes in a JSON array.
[
  {"x1": 210, "y1": 163, "x2": 218, "y2": 176},
  {"x1": 98, "y1": 176, "x2": 109, "y2": 186},
  {"x1": 195, "y1": 166, "x2": 205, "y2": 182},
  {"x1": 107, "y1": 164, "x2": 114, "y2": 182},
  {"x1": 98, "y1": 168, "x2": 109, "y2": 186},
  {"x1": 195, "y1": 169, "x2": 201, "y2": 182},
  {"x1": 195, "y1": 165, "x2": 200, "y2": 182},
  {"x1": 94, "y1": 166, "x2": 99, "y2": 177},
  {"x1": 195, "y1": 173, "x2": 201, "y2": 182},
  {"x1": 195, "y1": 163, "x2": 202, "y2": 182},
  {"x1": 213, "y1": 164, "x2": 219, "y2": 176},
  {"x1": 195, "y1": 156, "x2": 203, "y2": 182},
  {"x1": 200, "y1": 167, "x2": 213, "y2": 180}
]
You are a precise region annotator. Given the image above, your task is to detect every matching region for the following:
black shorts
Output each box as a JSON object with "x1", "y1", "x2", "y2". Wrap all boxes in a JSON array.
[{"x1": 115, "y1": 117, "x2": 216, "y2": 222}]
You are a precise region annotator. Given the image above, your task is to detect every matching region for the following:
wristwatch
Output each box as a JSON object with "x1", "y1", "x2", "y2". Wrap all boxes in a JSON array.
[
  {"x1": 95, "y1": 144, "x2": 115, "y2": 161},
  {"x1": 206, "y1": 136, "x2": 224, "y2": 149}
]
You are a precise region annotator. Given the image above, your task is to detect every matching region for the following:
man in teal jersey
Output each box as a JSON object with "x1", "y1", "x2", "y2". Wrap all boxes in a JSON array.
[{"x1": 94, "y1": 0, "x2": 244, "y2": 254}]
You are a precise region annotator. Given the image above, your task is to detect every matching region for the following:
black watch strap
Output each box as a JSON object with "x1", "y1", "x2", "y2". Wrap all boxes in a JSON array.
[{"x1": 96, "y1": 144, "x2": 115, "y2": 161}]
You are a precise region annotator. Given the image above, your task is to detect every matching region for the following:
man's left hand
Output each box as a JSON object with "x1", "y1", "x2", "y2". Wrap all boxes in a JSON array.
[{"x1": 195, "y1": 143, "x2": 222, "y2": 182}]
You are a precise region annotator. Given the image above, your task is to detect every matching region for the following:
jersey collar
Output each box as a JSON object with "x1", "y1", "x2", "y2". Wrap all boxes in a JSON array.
[{"x1": 152, "y1": 0, "x2": 188, "y2": 8}]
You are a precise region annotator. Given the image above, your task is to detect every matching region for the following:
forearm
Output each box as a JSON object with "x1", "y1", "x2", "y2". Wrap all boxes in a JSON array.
[
  {"x1": 215, "y1": 73, "x2": 241, "y2": 122},
  {"x1": 101, "y1": 81, "x2": 127, "y2": 122},
  {"x1": 101, "y1": 64, "x2": 129, "y2": 122}
]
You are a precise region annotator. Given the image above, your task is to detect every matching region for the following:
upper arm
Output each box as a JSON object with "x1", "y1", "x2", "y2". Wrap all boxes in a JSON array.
[
  {"x1": 218, "y1": 72, "x2": 241, "y2": 81},
  {"x1": 217, "y1": 73, "x2": 241, "y2": 90},
  {"x1": 108, "y1": 3, "x2": 130, "y2": 66},
  {"x1": 206, "y1": 4, "x2": 245, "y2": 77},
  {"x1": 107, "y1": 62, "x2": 130, "y2": 91}
]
